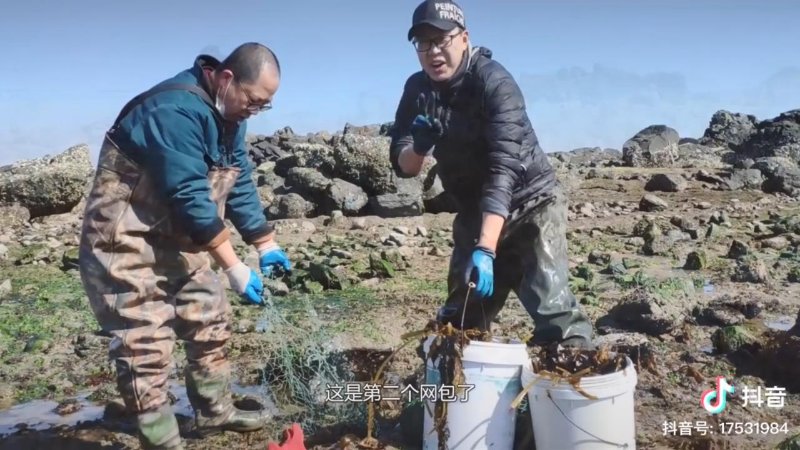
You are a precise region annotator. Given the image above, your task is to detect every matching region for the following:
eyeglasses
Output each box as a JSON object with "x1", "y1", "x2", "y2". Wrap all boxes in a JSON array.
[
  {"x1": 240, "y1": 83, "x2": 273, "y2": 113},
  {"x1": 412, "y1": 30, "x2": 463, "y2": 53}
]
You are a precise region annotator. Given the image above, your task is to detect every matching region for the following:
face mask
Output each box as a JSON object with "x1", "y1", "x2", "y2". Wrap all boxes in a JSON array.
[{"x1": 215, "y1": 79, "x2": 232, "y2": 116}]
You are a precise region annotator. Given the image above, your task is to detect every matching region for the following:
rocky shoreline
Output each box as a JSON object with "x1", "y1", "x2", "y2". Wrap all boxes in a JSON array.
[{"x1": 1, "y1": 108, "x2": 799, "y2": 449}]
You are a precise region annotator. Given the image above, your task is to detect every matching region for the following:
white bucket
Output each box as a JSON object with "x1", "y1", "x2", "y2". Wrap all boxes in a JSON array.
[
  {"x1": 522, "y1": 355, "x2": 638, "y2": 450},
  {"x1": 421, "y1": 335, "x2": 529, "y2": 450}
]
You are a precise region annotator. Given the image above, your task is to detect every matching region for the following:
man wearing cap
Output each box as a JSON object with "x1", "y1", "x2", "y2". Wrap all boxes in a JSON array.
[
  {"x1": 79, "y1": 42, "x2": 291, "y2": 449},
  {"x1": 390, "y1": 0, "x2": 594, "y2": 348}
]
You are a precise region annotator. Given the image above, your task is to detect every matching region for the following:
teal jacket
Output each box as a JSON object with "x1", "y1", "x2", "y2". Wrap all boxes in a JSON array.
[{"x1": 110, "y1": 55, "x2": 272, "y2": 248}]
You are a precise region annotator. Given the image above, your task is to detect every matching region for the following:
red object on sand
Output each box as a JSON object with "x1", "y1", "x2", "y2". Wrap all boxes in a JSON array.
[{"x1": 267, "y1": 423, "x2": 306, "y2": 450}]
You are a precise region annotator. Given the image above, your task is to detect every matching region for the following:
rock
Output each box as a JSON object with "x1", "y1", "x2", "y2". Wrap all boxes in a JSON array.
[
  {"x1": 622, "y1": 125, "x2": 680, "y2": 167},
  {"x1": 762, "y1": 166, "x2": 800, "y2": 197},
  {"x1": 268, "y1": 193, "x2": 315, "y2": 219},
  {"x1": 575, "y1": 202, "x2": 596, "y2": 218},
  {"x1": 727, "y1": 240, "x2": 750, "y2": 259},
  {"x1": 705, "y1": 224, "x2": 723, "y2": 240},
  {"x1": 328, "y1": 210, "x2": 346, "y2": 226},
  {"x1": 711, "y1": 325, "x2": 759, "y2": 353},
  {"x1": 606, "y1": 289, "x2": 684, "y2": 335},
  {"x1": 0, "y1": 203, "x2": 30, "y2": 230},
  {"x1": 351, "y1": 217, "x2": 367, "y2": 230},
  {"x1": 325, "y1": 179, "x2": 369, "y2": 215},
  {"x1": 0, "y1": 244, "x2": 7, "y2": 261},
  {"x1": 551, "y1": 147, "x2": 622, "y2": 167},
  {"x1": 285, "y1": 167, "x2": 331, "y2": 197},
  {"x1": 264, "y1": 279, "x2": 290, "y2": 297},
  {"x1": 368, "y1": 179, "x2": 424, "y2": 218},
  {"x1": 675, "y1": 143, "x2": 728, "y2": 168},
  {"x1": 332, "y1": 133, "x2": 396, "y2": 196},
  {"x1": 273, "y1": 142, "x2": 335, "y2": 177},
  {"x1": 739, "y1": 109, "x2": 800, "y2": 163},
  {"x1": 789, "y1": 267, "x2": 800, "y2": 283},
  {"x1": 369, "y1": 193, "x2": 423, "y2": 217},
  {"x1": 761, "y1": 236, "x2": 790, "y2": 251},
  {"x1": 731, "y1": 257, "x2": 770, "y2": 284},
  {"x1": 632, "y1": 218, "x2": 653, "y2": 238},
  {"x1": 0, "y1": 279, "x2": 11, "y2": 298},
  {"x1": 588, "y1": 250, "x2": 611, "y2": 266},
  {"x1": 421, "y1": 167, "x2": 458, "y2": 214},
  {"x1": 644, "y1": 174, "x2": 687, "y2": 192},
  {"x1": 695, "y1": 201, "x2": 713, "y2": 210},
  {"x1": 0, "y1": 383, "x2": 14, "y2": 410},
  {"x1": 699, "y1": 110, "x2": 759, "y2": 149},
  {"x1": 639, "y1": 194, "x2": 668, "y2": 212},
  {"x1": 694, "y1": 296, "x2": 762, "y2": 327},
  {"x1": 724, "y1": 168, "x2": 764, "y2": 191},
  {"x1": 684, "y1": 250, "x2": 706, "y2": 270},
  {"x1": 0, "y1": 144, "x2": 93, "y2": 218},
  {"x1": 385, "y1": 232, "x2": 407, "y2": 247},
  {"x1": 695, "y1": 169, "x2": 727, "y2": 185},
  {"x1": 415, "y1": 226, "x2": 428, "y2": 238}
]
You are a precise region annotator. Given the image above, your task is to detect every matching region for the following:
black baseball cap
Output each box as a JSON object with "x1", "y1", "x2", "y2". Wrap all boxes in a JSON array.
[{"x1": 407, "y1": 0, "x2": 466, "y2": 41}]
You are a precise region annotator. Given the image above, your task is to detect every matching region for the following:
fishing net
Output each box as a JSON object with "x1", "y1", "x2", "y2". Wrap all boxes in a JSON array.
[{"x1": 252, "y1": 293, "x2": 368, "y2": 436}]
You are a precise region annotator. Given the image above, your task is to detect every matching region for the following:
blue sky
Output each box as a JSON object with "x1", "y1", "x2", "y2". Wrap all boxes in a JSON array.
[{"x1": 1, "y1": 0, "x2": 799, "y2": 166}]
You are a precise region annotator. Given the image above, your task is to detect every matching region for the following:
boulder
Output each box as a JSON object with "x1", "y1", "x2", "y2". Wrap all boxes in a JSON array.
[
  {"x1": 247, "y1": 136, "x2": 288, "y2": 166},
  {"x1": 0, "y1": 144, "x2": 93, "y2": 218},
  {"x1": 274, "y1": 142, "x2": 336, "y2": 177},
  {"x1": 368, "y1": 179, "x2": 423, "y2": 218},
  {"x1": 267, "y1": 193, "x2": 315, "y2": 220},
  {"x1": 421, "y1": 167, "x2": 458, "y2": 214},
  {"x1": 699, "y1": 110, "x2": 759, "y2": 149},
  {"x1": 551, "y1": 147, "x2": 622, "y2": 167},
  {"x1": 674, "y1": 143, "x2": 729, "y2": 168},
  {"x1": 752, "y1": 157, "x2": 800, "y2": 197},
  {"x1": 0, "y1": 203, "x2": 30, "y2": 230},
  {"x1": 605, "y1": 289, "x2": 685, "y2": 335},
  {"x1": 724, "y1": 168, "x2": 764, "y2": 191},
  {"x1": 739, "y1": 109, "x2": 800, "y2": 163},
  {"x1": 325, "y1": 179, "x2": 369, "y2": 215},
  {"x1": 622, "y1": 125, "x2": 680, "y2": 167},
  {"x1": 639, "y1": 194, "x2": 668, "y2": 212},
  {"x1": 332, "y1": 133, "x2": 397, "y2": 196},
  {"x1": 644, "y1": 174, "x2": 687, "y2": 192}
]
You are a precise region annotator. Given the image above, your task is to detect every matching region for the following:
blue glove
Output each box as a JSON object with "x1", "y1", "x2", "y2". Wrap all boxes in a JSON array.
[
  {"x1": 464, "y1": 246, "x2": 495, "y2": 299},
  {"x1": 410, "y1": 91, "x2": 444, "y2": 156},
  {"x1": 259, "y1": 243, "x2": 292, "y2": 278},
  {"x1": 225, "y1": 262, "x2": 264, "y2": 305}
]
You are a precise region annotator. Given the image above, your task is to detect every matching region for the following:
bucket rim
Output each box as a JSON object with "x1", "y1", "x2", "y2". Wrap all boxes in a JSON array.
[
  {"x1": 521, "y1": 355, "x2": 637, "y2": 388},
  {"x1": 423, "y1": 334, "x2": 528, "y2": 348}
]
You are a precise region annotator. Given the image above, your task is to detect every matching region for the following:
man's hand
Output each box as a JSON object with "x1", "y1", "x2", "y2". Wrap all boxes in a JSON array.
[
  {"x1": 258, "y1": 241, "x2": 292, "y2": 278},
  {"x1": 463, "y1": 246, "x2": 495, "y2": 299},
  {"x1": 410, "y1": 91, "x2": 444, "y2": 156},
  {"x1": 224, "y1": 261, "x2": 264, "y2": 305}
]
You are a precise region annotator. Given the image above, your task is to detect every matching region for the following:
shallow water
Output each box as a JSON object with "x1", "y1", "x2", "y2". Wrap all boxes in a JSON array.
[
  {"x1": 764, "y1": 315, "x2": 796, "y2": 331},
  {"x1": 0, "y1": 380, "x2": 279, "y2": 437}
]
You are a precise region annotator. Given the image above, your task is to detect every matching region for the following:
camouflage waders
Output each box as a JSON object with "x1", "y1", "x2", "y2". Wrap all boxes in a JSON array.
[
  {"x1": 436, "y1": 182, "x2": 594, "y2": 346},
  {"x1": 79, "y1": 135, "x2": 243, "y2": 449}
]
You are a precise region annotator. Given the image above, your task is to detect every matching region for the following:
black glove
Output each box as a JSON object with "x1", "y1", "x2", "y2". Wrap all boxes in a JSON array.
[{"x1": 410, "y1": 91, "x2": 444, "y2": 156}]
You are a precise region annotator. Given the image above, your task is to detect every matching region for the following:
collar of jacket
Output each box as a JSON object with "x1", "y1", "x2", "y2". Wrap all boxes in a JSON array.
[
  {"x1": 192, "y1": 54, "x2": 242, "y2": 128},
  {"x1": 192, "y1": 54, "x2": 222, "y2": 105},
  {"x1": 429, "y1": 45, "x2": 488, "y2": 94}
]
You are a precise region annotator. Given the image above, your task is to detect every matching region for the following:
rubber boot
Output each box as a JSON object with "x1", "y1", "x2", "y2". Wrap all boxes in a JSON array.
[
  {"x1": 136, "y1": 403, "x2": 183, "y2": 450},
  {"x1": 186, "y1": 369, "x2": 270, "y2": 435}
]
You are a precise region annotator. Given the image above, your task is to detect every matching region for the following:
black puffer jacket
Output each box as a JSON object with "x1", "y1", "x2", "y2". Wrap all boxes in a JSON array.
[{"x1": 389, "y1": 46, "x2": 557, "y2": 220}]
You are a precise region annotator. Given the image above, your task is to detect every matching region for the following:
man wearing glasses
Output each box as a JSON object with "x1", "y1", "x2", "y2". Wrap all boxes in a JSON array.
[
  {"x1": 79, "y1": 42, "x2": 291, "y2": 449},
  {"x1": 390, "y1": 1, "x2": 594, "y2": 349}
]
